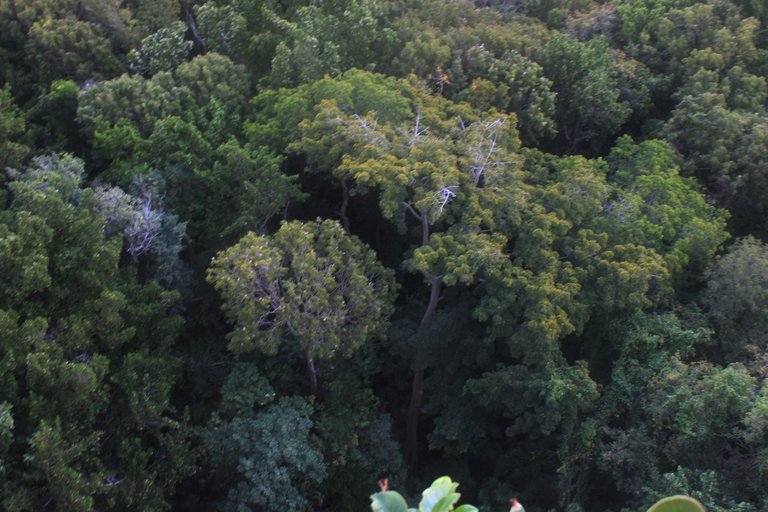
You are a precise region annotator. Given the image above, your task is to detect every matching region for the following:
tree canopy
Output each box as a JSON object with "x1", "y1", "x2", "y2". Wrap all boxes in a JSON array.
[{"x1": 3, "y1": 0, "x2": 768, "y2": 510}]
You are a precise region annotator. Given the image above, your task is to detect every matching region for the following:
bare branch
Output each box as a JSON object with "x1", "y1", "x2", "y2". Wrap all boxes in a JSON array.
[
  {"x1": 437, "y1": 186, "x2": 458, "y2": 212},
  {"x1": 351, "y1": 113, "x2": 388, "y2": 149},
  {"x1": 352, "y1": 114, "x2": 370, "y2": 130},
  {"x1": 485, "y1": 133, "x2": 497, "y2": 163},
  {"x1": 467, "y1": 118, "x2": 508, "y2": 187},
  {"x1": 409, "y1": 110, "x2": 429, "y2": 146}
]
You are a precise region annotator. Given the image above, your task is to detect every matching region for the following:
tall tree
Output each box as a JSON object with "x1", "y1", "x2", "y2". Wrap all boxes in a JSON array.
[
  {"x1": 207, "y1": 219, "x2": 396, "y2": 395},
  {"x1": 303, "y1": 90, "x2": 522, "y2": 466}
]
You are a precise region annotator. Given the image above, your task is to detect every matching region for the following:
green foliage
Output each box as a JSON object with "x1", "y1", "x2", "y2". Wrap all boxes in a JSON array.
[
  {"x1": 207, "y1": 399, "x2": 326, "y2": 510},
  {"x1": 79, "y1": 53, "x2": 250, "y2": 147},
  {"x1": 26, "y1": 17, "x2": 122, "y2": 82},
  {"x1": 456, "y1": 361, "x2": 599, "y2": 442},
  {"x1": 13, "y1": 418, "x2": 101, "y2": 512},
  {"x1": 0, "y1": 0, "x2": 137, "y2": 94},
  {"x1": 647, "y1": 495, "x2": 706, "y2": 512},
  {"x1": 265, "y1": 0, "x2": 397, "y2": 87},
  {"x1": 208, "y1": 219, "x2": 396, "y2": 396},
  {"x1": 601, "y1": 136, "x2": 729, "y2": 281},
  {"x1": 371, "y1": 490, "x2": 409, "y2": 512},
  {"x1": 292, "y1": 79, "x2": 693, "y2": 490},
  {"x1": 703, "y1": 236, "x2": 768, "y2": 359},
  {"x1": 249, "y1": 68, "x2": 413, "y2": 151},
  {"x1": 8, "y1": 1, "x2": 768, "y2": 510},
  {"x1": 316, "y1": 371, "x2": 404, "y2": 511},
  {"x1": 615, "y1": 0, "x2": 763, "y2": 83},
  {"x1": 536, "y1": 34, "x2": 649, "y2": 151},
  {"x1": 128, "y1": 21, "x2": 192, "y2": 76},
  {"x1": 195, "y1": 3, "x2": 248, "y2": 58},
  {"x1": 476, "y1": 151, "x2": 671, "y2": 361},
  {"x1": 662, "y1": 92, "x2": 745, "y2": 186},
  {"x1": 202, "y1": 368, "x2": 326, "y2": 511},
  {"x1": 0, "y1": 85, "x2": 29, "y2": 172},
  {"x1": 94, "y1": 177, "x2": 189, "y2": 290},
  {"x1": 132, "y1": 0, "x2": 181, "y2": 35},
  {"x1": 385, "y1": 1, "x2": 560, "y2": 146},
  {"x1": 0, "y1": 154, "x2": 193, "y2": 511},
  {"x1": 208, "y1": 219, "x2": 396, "y2": 357},
  {"x1": 78, "y1": 53, "x2": 301, "y2": 247},
  {"x1": 219, "y1": 363, "x2": 276, "y2": 416},
  {"x1": 588, "y1": 313, "x2": 768, "y2": 510},
  {"x1": 646, "y1": 471, "x2": 755, "y2": 512},
  {"x1": 455, "y1": 48, "x2": 557, "y2": 144},
  {"x1": 647, "y1": 362, "x2": 753, "y2": 457},
  {"x1": 24, "y1": 79, "x2": 80, "y2": 153},
  {"x1": 370, "y1": 476, "x2": 478, "y2": 512},
  {"x1": 204, "y1": 139, "x2": 302, "y2": 237},
  {"x1": 0, "y1": 401, "x2": 12, "y2": 481},
  {"x1": 78, "y1": 72, "x2": 181, "y2": 140}
]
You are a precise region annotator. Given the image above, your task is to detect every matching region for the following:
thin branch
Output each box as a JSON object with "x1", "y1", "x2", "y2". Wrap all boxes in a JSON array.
[
  {"x1": 411, "y1": 111, "x2": 420, "y2": 146},
  {"x1": 409, "y1": 110, "x2": 428, "y2": 146},
  {"x1": 485, "y1": 133, "x2": 497, "y2": 164},
  {"x1": 352, "y1": 114, "x2": 368, "y2": 129}
]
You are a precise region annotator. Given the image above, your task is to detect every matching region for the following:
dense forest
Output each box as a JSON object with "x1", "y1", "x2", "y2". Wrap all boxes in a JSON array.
[{"x1": 2, "y1": 0, "x2": 768, "y2": 510}]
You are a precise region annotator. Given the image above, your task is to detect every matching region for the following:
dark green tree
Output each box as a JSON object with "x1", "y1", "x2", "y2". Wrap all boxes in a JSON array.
[
  {"x1": 202, "y1": 364, "x2": 326, "y2": 511},
  {"x1": 0, "y1": 154, "x2": 193, "y2": 511},
  {"x1": 536, "y1": 34, "x2": 649, "y2": 152},
  {"x1": 0, "y1": 85, "x2": 29, "y2": 173},
  {"x1": 703, "y1": 236, "x2": 768, "y2": 361}
]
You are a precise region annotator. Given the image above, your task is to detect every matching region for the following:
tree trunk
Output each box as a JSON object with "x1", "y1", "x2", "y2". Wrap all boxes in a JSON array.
[
  {"x1": 338, "y1": 179, "x2": 351, "y2": 233},
  {"x1": 185, "y1": 8, "x2": 207, "y2": 53},
  {"x1": 404, "y1": 274, "x2": 443, "y2": 469},
  {"x1": 305, "y1": 346, "x2": 319, "y2": 397},
  {"x1": 405, "y1": 366, "x2": 424, "y2": 468}
]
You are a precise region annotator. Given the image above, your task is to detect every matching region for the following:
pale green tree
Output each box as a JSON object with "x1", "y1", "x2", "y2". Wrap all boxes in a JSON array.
[{"x1": 207, "y1": 219, "x2": 396, "y2": 395}]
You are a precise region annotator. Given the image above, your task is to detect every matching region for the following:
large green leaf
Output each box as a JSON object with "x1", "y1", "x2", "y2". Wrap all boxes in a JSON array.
[
  {"x1": 647, "y1": 496, "x2": 706, "y2": 512},
  {"x1": 419, "y1": 477, "x2": 461, "y2": 512},
  {"x1": 371, "y1": 491, "x2": 409, "y2": 512}
]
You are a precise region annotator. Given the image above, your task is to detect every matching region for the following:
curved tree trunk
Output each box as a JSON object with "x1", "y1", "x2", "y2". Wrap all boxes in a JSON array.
[{"x1": 404, "y1": 274, "x2": 443, "y2": 469}]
